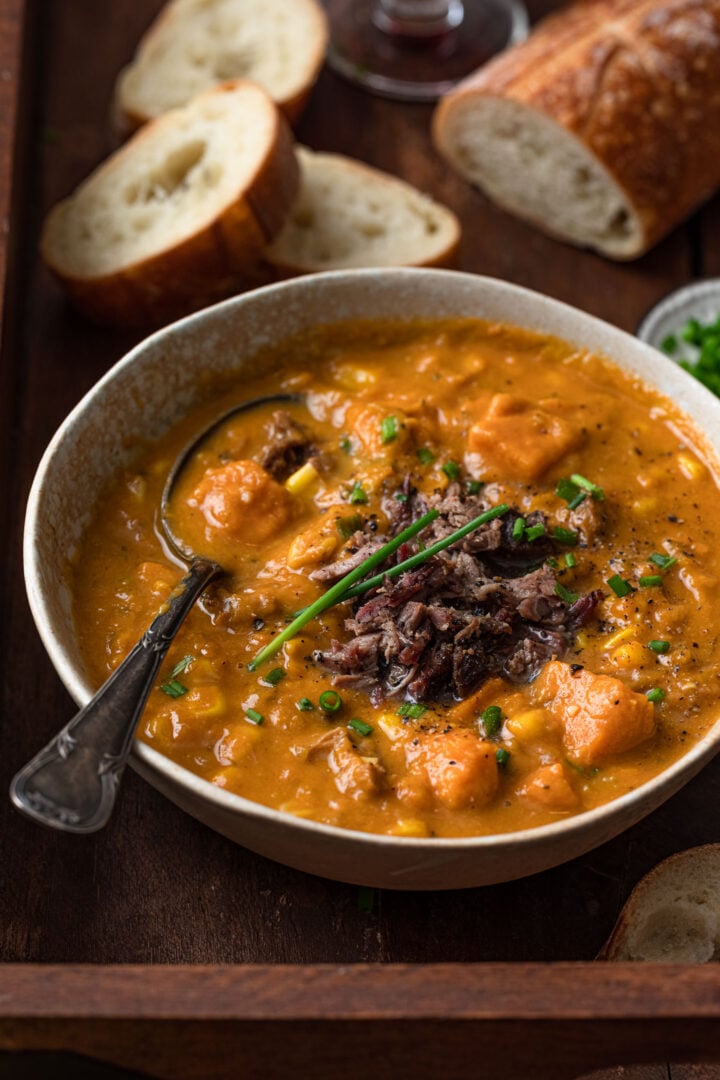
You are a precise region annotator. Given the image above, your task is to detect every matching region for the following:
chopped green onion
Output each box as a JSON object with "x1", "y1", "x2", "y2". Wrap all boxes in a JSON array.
[
  {"x1": 248, "y1": 509, "x2": 442, "y2": 670},
  {"x1": 398, "y1": 702, "x2": 427, "y2": 719},
  {"x1": 568, "y1": 491, "x2": 587, "y2": 511},
  {"x1": 339, "y1": 435, "x2": 352, "y2": 453},
  {"x1": 264, "y1": 667, "x2": 286, "y2": 686},
  {"x1": 639, "y1": 575, "x2": 663, "y2": 588},
  {"x1": 565, "y1": 552, "x2": 577, "y2": 569},
  {"x1": 525, "y1": 523, "x2": 546, "y2": 542},
  {"x1": 649, "y1": 552, "x2": 677, "y2": 571},
  {"x1": 466, "y1": 480, "x2": 482, "y2": 495},
  {"x1": 570, "y1": 473, "x2": 605, "y2": 501},
  {"x1": 395, "y1": 491, "x2": 408, "y2": 503},
  {"x1": 380, "y1": 415, "x2": 398, "y2": 444},
  {"x1": 319, "y1": 689, "x2": 342, "y2": 713},
  {"x1": 296, "y1": 697, "x2": 314, "y2": 711},
  {"x1": 481, "y1": 705, "x2": 503, "y2": 737},
  {"x1": 553, "y1": 526, "x2": 578, "y2": 546},
  {"x1": 661, "y1": 334, "x2": 678, "y2": 355},
  {"x1": 546, "y1": 556, "x2": 559, "y2": 569},
  {"x1": 348, "y1": 717, "x2": 373, "y2": 736},
  {"x1": 554, "y1": 582, "x2": 579, "y2": 604},
  {"x1": 348, "y1": 480, "x2": 368, "y2": 505},
  {"x1": 340, "y1": 504, "x2": 510, "y2": 604},
  {"x1": 607, "y1": 574, "x2": 634, "y2": 598},
  {"x1": 161, "y1": 678, "x2": 188, "y2": 698},
  {"x1": 495, "y1": 747, "x2": 511, "y2": 767},
  {"x1": 648, "y1": 640, "x2": 670, "y2": 654},
  {"x1": 441, "y1": 460, "x2": 461, "y2": 481},
  {"x1": 245, "y1": 708, "x2": 264, "y2": 725},
  {"x1": 555, "y1": 477, "x2": 579, "y2": 502},
  {"x1": 682, "y1": 318, "x2": 703, "y2": 345},
  {"x1": 512, "y1": 516, "x2": 526, "y2": 541},
  {"x1": 647, "y1": 687, "x2": 666, "y2": 703},
  {"x1": 170, "y1": 655, "x2": 194, "y2": 678},
  {"x1": 337, "y1": 514, "x2": 363, "y2": 540},
  {"x1": 417, "y1": 447, "x2": 435, "y2": 466}
]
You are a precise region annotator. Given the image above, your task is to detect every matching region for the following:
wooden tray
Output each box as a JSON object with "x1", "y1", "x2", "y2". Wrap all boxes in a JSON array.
[{"x1": 2, "y1": 2, "x2": 720, "y2": 1077}]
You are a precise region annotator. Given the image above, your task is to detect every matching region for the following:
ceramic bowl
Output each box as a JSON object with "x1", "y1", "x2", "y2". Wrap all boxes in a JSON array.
[{"x1": 24, "y1": 269, "x2": 720, "y2": 889}]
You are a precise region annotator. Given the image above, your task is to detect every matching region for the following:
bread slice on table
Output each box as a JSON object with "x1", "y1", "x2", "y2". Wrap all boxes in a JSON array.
[
  {"x1": 264, "y1": 146, "x2": 461, "y2": 275},
  {"x1": 114, "y1": 0, "x2": 328, "y2": 132},
  {"x1": 433, "y1": 0, "x2": 720, "y2": 260},
  {"x1": 41, "y1": 80, "x2": 299, "y2": 327},
  {"x1": 598, "y1": 845, "x2": 720, "y2": 962}
]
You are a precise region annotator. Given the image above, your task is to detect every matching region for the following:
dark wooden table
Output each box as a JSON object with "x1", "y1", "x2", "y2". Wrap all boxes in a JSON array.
[{"x1": 2, "y1": 2, "x2": 720, "y2": 1078}]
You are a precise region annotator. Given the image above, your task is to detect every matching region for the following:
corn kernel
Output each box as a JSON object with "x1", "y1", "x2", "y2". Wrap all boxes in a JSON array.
[
  {"x1": 378, "y1": 711, "x2": 405, "y2": 741},
  {"x1": 278, "y1": 800, "x2": 313, "y2": 818},
  {"x1": 335, "y1": 365, "x2": 377, "y2": 389},
  {"x1": 611, "y1": 641, "x2": 647, "y2": 669},
  {"x1": 605, "y1": 627, "x2": 634, "y2": 650},
  {"x1": 506, "y1": 708, "x2": 548, "y2": 743},
  {"x1": 632, "y1": 496, "x2": 658, "y2": 516},
  {"x1": 391, "y1": 818, "x2": 431, "y2": 838},
  {"x1": 285, "y1": 461, "x2": 319, "y2": 495},
  {"x1": 678, "y1": 453, "x2": 707, "y2": 481},
  {"x1": 574, "y1": 630, "x2": 589, "y2": 649},
  {"x1": 185, "y1": 685, "x2": 226, "y2": 717}
]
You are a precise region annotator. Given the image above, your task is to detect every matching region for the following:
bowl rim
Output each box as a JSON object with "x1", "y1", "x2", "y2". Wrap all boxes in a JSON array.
[{"x1": 23, "y1": 267, "x2": 720, "y2": 855}]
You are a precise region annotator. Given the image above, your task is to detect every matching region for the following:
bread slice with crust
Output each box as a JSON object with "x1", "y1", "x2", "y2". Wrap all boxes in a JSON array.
[
  {"x1": 433, "y1": 0, "x2": 720, "y2": 260},
  {"x1": 41, "y1": 80, "x2": 299, "y2": 326},
  {"x1": 599, "y1": 845, "x2": 720, "y2": 962},
  {"x1": 264, "y1": 147, "x2": 460, "y2": 275},
  {"x1": 114, "y1": 0, "x2": 328, "y2": 132}
]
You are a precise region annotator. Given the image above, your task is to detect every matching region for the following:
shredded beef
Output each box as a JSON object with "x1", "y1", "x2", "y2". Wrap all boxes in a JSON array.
[
  {"x1": 312, "y1": 484, "x2": 604, "y2": 704},
  {"x1": 260, "y1": 410, "x2": 317, "y2": 481}
]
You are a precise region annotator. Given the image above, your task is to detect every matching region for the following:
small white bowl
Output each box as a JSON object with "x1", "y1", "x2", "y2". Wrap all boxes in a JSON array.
[{"x1": 23, "y1": 269, "x2": 720, "y2": 889}]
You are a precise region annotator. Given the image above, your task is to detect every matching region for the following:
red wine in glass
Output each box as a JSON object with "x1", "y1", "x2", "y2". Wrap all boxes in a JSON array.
[{"x1": 326, "y1": 0, "x2": 529, "y2": 102}]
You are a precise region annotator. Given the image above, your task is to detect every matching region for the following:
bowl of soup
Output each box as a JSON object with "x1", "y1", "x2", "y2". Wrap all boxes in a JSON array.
[{"x1": 24, "y1": 269, "x2": 720, "y2": 888}]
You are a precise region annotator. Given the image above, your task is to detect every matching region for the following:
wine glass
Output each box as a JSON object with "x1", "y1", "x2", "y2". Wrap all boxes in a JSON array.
[{"x1": 326, "y1": 0, "x2": 529, "y2": 102}]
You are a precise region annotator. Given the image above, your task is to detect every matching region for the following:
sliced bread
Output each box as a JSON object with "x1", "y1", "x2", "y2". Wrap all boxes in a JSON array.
[
  {"x1": 433, "y1": 0, "x2": 720, "y2": 260},
  {"x1": 41, "y1": 80, "x2": 299, "y2": 326},
  {"x1": 599, "y1": 845, "x2": 720, "y2": 962},
  {"x1": 264, "y1": 146, "x2": 460, "y2": 274},
  {"x1": 114, "y1": 0, "x2": 328, "y2": 132}
]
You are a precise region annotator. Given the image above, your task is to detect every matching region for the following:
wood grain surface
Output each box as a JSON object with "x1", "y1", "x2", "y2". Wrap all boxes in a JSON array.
[{"x1": 2, "y1": 1, "x2": 720, "y2": 1078}]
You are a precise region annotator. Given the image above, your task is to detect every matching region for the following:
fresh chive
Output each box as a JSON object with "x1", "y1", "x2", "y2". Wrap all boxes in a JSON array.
[
  {"x1": 319, "y1": 689, "x2": 342, "y2": 713},
  {"x1": 607, "y1": 574, "x2": 634, "y2": 598},
  {"x1": 348, "y1": 480, "x2": 368, "y2": 505},
  {"x1": 660, "y1": 334, "x2": 678, "y2": 355},
  {"x1": 565, "y1": 552, "x2": 577, "y2": 568},
  {"x1": 570, "y1": 473, "x2": 605, "y2": 501},
  {"x1": 512, "y1": 516, "x2": 526, "y2": 541},
  {"x1": 357, "y1": 886, "x2": 375, "y2": 913},
  {"x1": 555, "y1": 582, "x2": 579, "y2": 604},
  {"x1": 161, "y1": 678, "x2": 188, "y2": 698},
  {"x1": 170, "y1": 655, "x2": 194, "y2": 678},
  {"x1": 264, "y1": 667, "x2": 286, "y2": 686},
  {"x1": 337, "y1": 514, "x2": 363, "y2": 540},
  {"x1": 441, "y1": 460, "x2": 461, "y2": 481},
  {"x1": 568, "y1": 491, "x2": 587, "y2": 511},
  {"x1": 555, "y1": 477, "x2": 580, "y2": 502},
  {"x1": 467, "y1": 480, "x2": 482, "y2": 495},
  {"x1": 553, "y1": 526, "x2": 578, "y2": 546},
  {"x1": 639, "y1": 574, "x2": 663, "y2": 587},
  {"x1": 649, "y1": 552, "x2": 677, "y2": 571},
  {"x1": 398, "y1": 702, "x2": 427, "y2": 719},
  {"x1": 525, "y1": 523, "x2": 546, "y2": 542},
  {"x1": 380, "y1": 415, "x2": 398, "y2": 444},
  {"x1": 495, "y1": 747, "x2": 511, "y2": 767},
  {"x1": 245, "y1": 708, "x2": 264, "y2": 725},
  {"x1": 648, "y1": 639, "x2": 670, "y2": 654},
  {"x1": 340, "y1": 504, "x2": 510, "y2": 603},
  {"x1": 348, "y1": 717, "x2": 373, "y2": 736},
  {"x1": 339, "y1": 435, "x2": 352, "y2": 453},
  {"x1": 647, "y1": 687, "x2": 666, "y2": 703},
  {"x1": 296, "y1": 697, "x2": 314, "y2": 711},
  {"x1": 481, "y1": 705, "x2": 503, "y2": 737},
  {"x1": 416, "y1": 447, "x2": 435, "y2": 466},
  {"x1": 248, "y1": 509, "x2": 442, "y2": 670}
]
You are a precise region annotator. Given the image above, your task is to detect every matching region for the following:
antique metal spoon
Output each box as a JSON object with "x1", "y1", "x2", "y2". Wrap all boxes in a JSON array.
[{"x1": 10, "y1": 393, "x2": 300, "y2": 833}]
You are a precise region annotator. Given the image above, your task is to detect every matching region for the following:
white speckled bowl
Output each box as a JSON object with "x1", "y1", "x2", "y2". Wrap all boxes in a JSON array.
[{"x1": 24, "y1": 269, "x2": 720, "y2": 889}]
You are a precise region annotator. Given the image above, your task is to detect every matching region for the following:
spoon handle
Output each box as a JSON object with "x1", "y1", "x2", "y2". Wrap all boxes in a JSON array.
[{"x1": 9, "y1": 558, "x2": 221, "y2": 834}]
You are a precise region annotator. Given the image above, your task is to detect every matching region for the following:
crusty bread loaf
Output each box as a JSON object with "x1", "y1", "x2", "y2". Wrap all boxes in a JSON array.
[
  {"x1": 433, "y1": 0, "x2": 720, "y2": 260},
  {"x1": 114, "y1": 0, "x2": 328, "y2": 132},
  {"x1": 599, "y1": 845, "x2": 720, "y2": 962},
  {"x1": 264, "y1": 146, "x2": 461, "y2": 274},
  {"x1": 41, "y1": 80, "x2": 299, "y2": 326}
]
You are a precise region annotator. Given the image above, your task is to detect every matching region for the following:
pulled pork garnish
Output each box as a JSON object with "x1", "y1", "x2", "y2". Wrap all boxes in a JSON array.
[{"x1": 313, "y1": 483, "x2": 602, "y2": 704}]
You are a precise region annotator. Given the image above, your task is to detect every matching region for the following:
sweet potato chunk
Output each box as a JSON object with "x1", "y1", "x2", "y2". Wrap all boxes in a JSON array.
[
  {"x1": 190, "y1": 459, "x2": 293, "y2": 545},
  {"x1": 518, "y1": 762, "x2": 579, "y2": 811},
  {"x1": 468, "y1": 393, "x2": 583, "y2": 482},
  {"x1": 405, "y1": 729, "x2": 499, "y2": 811},
  {"x1": 535, "y1": 660, "x2": 656, "y2": 767}
]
